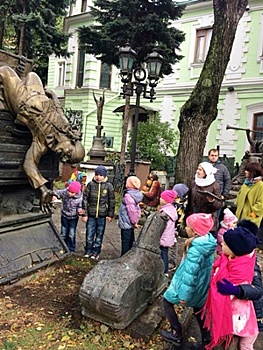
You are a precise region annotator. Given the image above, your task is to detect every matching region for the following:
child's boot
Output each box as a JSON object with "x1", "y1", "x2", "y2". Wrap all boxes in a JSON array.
[{"x1": 161, "y1": 324, "x2": 183, "y2": 346}]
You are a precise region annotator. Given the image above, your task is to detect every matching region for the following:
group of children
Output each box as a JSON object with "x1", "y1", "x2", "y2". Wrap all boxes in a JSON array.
[
  {"x1": 53, "y1": 165, "x2": 115, "y2": 260},
  {"x1": 160, "y1": 208, "x2": 261, "y2": 350},
  {"x1": 53, "y1": 169, "x2": 262, "y2": 349}
]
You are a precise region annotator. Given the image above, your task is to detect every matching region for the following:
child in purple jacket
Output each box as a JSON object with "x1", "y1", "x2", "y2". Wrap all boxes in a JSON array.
[
  {"x1": 159, "y1": 190, "x2": 178, "y2": 275},
  {"x1": 52, "y1": 181, "x2": 82, "y2": 252},
  {"x1": 118, "y1": 176, "x2": 143, "y2": 256}
]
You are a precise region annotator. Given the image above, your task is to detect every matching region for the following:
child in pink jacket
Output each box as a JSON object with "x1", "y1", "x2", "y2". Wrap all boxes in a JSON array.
[
  {"x1": 216, "y1": 208, "x2": 237, "y2": 255},
  {"x1": 202, "y1": 226, "x2": 259, "y2": 350},
  {"x1": 159, "y1": 190, "x2": 178, "y2": 276}
]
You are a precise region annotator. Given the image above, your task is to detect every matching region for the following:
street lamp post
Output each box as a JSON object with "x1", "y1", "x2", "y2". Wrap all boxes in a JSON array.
[{"x1": 118, "y1": 44, "x2": 163, "y2": 176}]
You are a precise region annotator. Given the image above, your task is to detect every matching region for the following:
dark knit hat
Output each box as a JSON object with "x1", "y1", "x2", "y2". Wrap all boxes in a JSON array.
[
  {"x1": 237, "y1": 219, "x2": 259, "y2": 237},
  {"x1": 224, "y1": 227, "x2": 259, "y2": 256},
  {"x1": 95, "y1": 165, "x2": 107, "y2": 177}
]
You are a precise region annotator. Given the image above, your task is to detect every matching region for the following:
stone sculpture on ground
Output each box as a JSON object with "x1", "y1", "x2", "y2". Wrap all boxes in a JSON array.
[{"x1": 79, "y1": 212, "x2": 168, "y2": 329}]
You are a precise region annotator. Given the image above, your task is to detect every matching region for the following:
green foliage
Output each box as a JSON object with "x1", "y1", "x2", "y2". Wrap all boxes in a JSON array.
[
  {"x1": 0, "y1": 0, "x2": 72, "y2": 83},
  {"x1": 128, "y1": 115, "x2": 179, "y2": 170},
  {"x1": 78, "y1": 0, "x2": 185, "y2": 76}
]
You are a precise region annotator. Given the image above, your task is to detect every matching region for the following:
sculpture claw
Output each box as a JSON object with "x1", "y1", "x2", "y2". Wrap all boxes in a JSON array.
[{"x1": 39, "y1": 185, "x2": 55, "y2": 213}]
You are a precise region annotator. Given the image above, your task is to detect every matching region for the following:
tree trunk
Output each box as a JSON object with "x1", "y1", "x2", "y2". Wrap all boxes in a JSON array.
[
  {"x1": 119, "y1": 94, "x2": 131, "y2": 165},
  {"x1": 175, "y1": 0, "x2": 248, "y2": 187}
]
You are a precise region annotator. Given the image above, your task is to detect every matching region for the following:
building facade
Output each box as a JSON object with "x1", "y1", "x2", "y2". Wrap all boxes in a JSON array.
[{"x1": 47, "y1": 0, "x2": 263, "y2": 165}]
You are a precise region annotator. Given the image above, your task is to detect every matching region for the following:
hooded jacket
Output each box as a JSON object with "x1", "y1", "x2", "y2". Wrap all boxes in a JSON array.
[
  {"x1": 82, "y1": 176, "x2": 115, "y2": 218},
  {"x1": 164, "y1": 233, "x2": 216, "y2": 308},
  {"x1": 118, "y1": 189, "x2": 143, "y2": 230},
  {"x1": 53, "y1": 188, "x2": 82, "y2": 219},
  {"x1": 160, "y1": 203, "x2": 178, "y2": 247},
  {"x1": 208, "y1": 160, "x2": 231, "y2": 197}
]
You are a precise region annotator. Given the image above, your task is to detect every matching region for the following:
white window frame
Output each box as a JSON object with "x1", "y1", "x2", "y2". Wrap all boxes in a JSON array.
[
  {"x1": 56, "y1": 61, "x2": 66, "y2": 87},
  {"x1": 258, "y1": 13, "x2": 263, "y2": 72},
  {"x1": 194, "y1": 27, "x2": 212, "y2": 64}
]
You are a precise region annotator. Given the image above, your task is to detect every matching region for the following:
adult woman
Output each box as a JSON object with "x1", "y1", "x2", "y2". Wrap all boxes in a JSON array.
[
  {"x1": 188, "y1": 162, "x2": 222, "y2": 236},
  {"x1": 141, "y1": 173, "x2": 161, "y2": 208},
  {"x1": 235, "y1": 162, "x2": 263, "y2": 227}
]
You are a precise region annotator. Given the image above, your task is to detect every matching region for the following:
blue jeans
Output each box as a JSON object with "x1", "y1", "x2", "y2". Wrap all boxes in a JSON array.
[
  {"x1": 160, "y1": 246, "x2": 169, "y2": 273},
  {"x1": 61, "y1": 216, "x2": 79, "y2": 252},
  {"x1": 121, "y1": 228, "x2": 134, "y2": 256},
  {"x1": 85, "y1": 217, "x2": 106, "y2": 256}
]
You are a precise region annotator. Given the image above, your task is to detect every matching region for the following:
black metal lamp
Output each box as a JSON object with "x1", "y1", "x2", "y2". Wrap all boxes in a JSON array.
[
  {"x1": 118, "y1": 43, "x2": 137, "y2": 83},
  {"x1": 118, "y1": 45, "x2": 163, "y2": 176},
  {"x1": 146, "y1": 49, "x2": 164, "y2": 87}
]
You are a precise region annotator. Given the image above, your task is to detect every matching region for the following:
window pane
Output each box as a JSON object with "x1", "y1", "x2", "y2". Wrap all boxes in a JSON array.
[
  {"x1": 254, "y1": 113, "x2": 263, "y2": 141},
  {"x1": 57, "y1": 62, "x2": 65, "y2": 87},
  {"x1": 100, "y1": 63, "x2": 111, "y2": 89},
  {"x1": 194, "y1": 28, "x2": 212, "y2": 63}
]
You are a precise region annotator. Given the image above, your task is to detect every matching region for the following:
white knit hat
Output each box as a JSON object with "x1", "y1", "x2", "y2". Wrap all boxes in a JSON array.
[{"x1": 199, "y1": 162, "x2": 217, "y2": 176}]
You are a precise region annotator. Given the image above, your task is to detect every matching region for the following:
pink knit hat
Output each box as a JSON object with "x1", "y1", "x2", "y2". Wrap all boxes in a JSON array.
[
  {"x1": 161, "y1": 190, "x2": 177, "y2": 203},
  {"x1": 186, "y1": 213, "x2": 214, "y2": 236},
  {"x1": 68, "y1": 181, "x2": 81, "y2": 193},
  {"x1": 126, "y1": 176, "x2": 141, "y2": 189},
  {"x1": 223, "y1": 208, "x2": 237, "y2": 228}
]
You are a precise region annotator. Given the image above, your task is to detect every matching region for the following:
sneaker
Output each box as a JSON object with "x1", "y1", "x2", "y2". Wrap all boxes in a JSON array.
[
  {"x1": 91, "y1": 255, "x2": 99, "y2": 260},
  {"x1": 161, "y1": 329, "x2": 183, "y2": 346},
  {"x1": 164, "y1": 273, "x2": 169, "y2": 278},
  {"x1": 84, "y1": 253, "x2": 91, "y2": 258}
]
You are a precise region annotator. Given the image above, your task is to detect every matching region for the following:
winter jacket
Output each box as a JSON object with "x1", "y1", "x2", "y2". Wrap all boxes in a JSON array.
[
  {"x1": 188, "y1": 181, "x2": 222, "y2": 232},
  {"x1": 82, "y1": 176, "x2": 115, "y2": 218},
  {"x1": 160, "y1": 203, "x2": 178, "y2": 247},
  {"x1": 142, "y1": 180, "x2": 161, "y2": 207},
  {"x1": 235, "y1": 180, "x2": 263, "y2": 227},
  {"x1": 164, "y1": 233, "x2": 216, "y2": 308},
  {"x1": 118, "y1": 189, "x2": 143, "y2": 230},
  {"x1": 238, "y1": 262, "x2": 263, "y2": 332},
  {"x1": 53, "y1": 188, "x2": 82, "y2": 219},
  {"x1": 209, "y1": 160, "x2": 231, "y2": 197}
]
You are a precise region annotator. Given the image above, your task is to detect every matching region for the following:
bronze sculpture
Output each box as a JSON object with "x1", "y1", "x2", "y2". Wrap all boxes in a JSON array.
[
  {"x1": 226, "y1": 125, "x2": 263, "y2": 191},
  {"x1": 0, "y1": 66, "x2": 85, "y2": 211}
]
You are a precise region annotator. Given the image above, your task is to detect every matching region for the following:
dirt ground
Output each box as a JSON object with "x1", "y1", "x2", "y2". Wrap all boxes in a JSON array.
[{"x1": 0, "y1": 207, "x2": 263, "y2": 349}]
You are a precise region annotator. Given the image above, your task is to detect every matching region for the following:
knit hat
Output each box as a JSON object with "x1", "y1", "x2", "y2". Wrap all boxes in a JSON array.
[
  {"x1": 199, "y1": 162, "x2": 217, "y2": 176},
  {"x1": 237, "y1": 219, "x2": 259, "y2": 237},
  {"x1": 126, "y1": 176, "x2": 141, "y2": 189},
  {"x1": 95, "y1": 165, "x2": 107, "y2": 177},
  {"x1": 68, "y1": 181, "x2": 81, "y2": 194},
  {"x1": 223, "y1": 208, "x2": 237, "y2": 228},
  {"x1": 173, "y1": 183, "x2": 189, "y2": 198},
  {"x1": 186, "y1": 213, "x2": 214, "y2": 236},
  {"x1": 161, "y1": 190, "x2": 177, "y2": 203},
  {"x1": 224, "y1": 227, "x2": 259, "y2": 256}
]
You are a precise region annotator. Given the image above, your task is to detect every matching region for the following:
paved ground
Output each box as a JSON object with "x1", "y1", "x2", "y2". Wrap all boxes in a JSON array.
[{"x1": 52, "y1": 204, "x2": 263, "y2": 349}]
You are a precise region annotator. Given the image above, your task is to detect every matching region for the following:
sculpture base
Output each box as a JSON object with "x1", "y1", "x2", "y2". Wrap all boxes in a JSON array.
[{"x1": 0, "y1": 212, "x2": 69, "y2": 284}]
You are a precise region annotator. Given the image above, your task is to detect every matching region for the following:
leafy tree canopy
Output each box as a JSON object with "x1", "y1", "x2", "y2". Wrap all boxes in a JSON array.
[
  {"x1": 78, "y1": 0, "x2": 186, "y2": 76},
  {"x1": 128, "y1": 114, "x2": 178, "y2": 170},
  {"x1": 0, "y1": 0, "x2": 73, "y2": 83}
]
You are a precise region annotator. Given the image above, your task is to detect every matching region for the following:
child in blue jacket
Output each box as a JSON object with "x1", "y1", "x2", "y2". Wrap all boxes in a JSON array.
[{"x1": 161, "y1": 213, "x2": 216, "y2": 347}]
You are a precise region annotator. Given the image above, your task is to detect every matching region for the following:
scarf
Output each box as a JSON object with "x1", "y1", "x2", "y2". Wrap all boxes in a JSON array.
[
  {"x1": 244, "y1": 176, "x2": 262, "y2": 187},
  {"x1": 202, "y1": 252, "x2": 256, "y2": 349},
  {"x1": 194, "y1": 173, "x2": 216, "y2": 187}
]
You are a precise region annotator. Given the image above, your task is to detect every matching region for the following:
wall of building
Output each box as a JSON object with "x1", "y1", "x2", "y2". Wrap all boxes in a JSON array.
[{"x1": 47, "y1": 0, "x2": 263, "y2": 165}]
